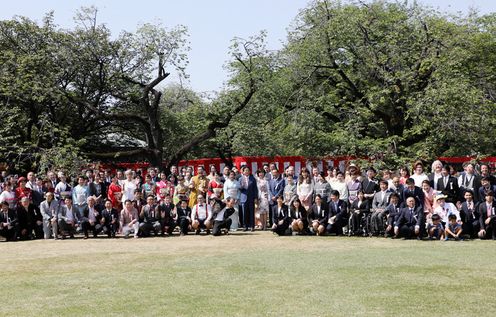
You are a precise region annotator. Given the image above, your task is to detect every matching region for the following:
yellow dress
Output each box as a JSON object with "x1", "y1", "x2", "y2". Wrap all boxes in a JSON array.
[{"x1": 188, "y1": 175, "x2": 208, "y2": 208}]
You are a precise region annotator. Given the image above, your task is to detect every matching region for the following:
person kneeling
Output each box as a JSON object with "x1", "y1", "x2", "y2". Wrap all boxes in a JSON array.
[
  {"x1": 394, "y1": 197, "x2": 424, "y2": 240},
  {"x1": 271, "y1": 196, "x2": 291, "y2": 236},
  {"x1": 120, "y1": 200, "x2": 139, "y2": 239},
  {"x1": 427, "y1": 214, "x2": 444, "y2": 240},
  {"x1": 191, "y1": 195, "x2": 212, "y2": 235},
  {"x1": 212, "y1": 197, "x2": 235, "y2": 236},
  {"x1": 309, "y1": 195, "x2": 328, "y2": 236},
  {"x1": 290, "y1": 198, "x2": 308, "y2": 235},
  {"x1": 445, "y1": 214, "x2": 463, "y2": 241},
  {"x1": 139, "y1": 195, "x2": 161, "y2": 237}
]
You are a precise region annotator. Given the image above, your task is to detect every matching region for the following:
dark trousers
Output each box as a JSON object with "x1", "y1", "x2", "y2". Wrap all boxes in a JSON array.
[
  {"x1": 398, "y1": 225, "x2": 416, "y2": 239},
  {"x1": 139, "y1": 221, "x2": 161, "y2": 236},
  {"x1": 0, "y1": 227, "x2": 17, "y2": 241},
  {"x1": 212, "y1": 218, "x2": 232, "y2": 236},
  {"x1": 268, "y1": 202, "x2": 276, "y2": 227},
  {"x1": 81, "y1": 220, "x2": 106, "y2": 237},
  {"x1": 178, "y1": 217, "x2": 190, "y2": 235},
  {"x1": 462, "y1": 220, "x2": 480, "y2": 238},
  {"x1": 161, "y1": 220, "x2": 176, "y2": 235},
  {"x1": 241, "y1": 201, "x2": 255, "y2": 229},
  {"x1": 350, "y1": 212, "x2": 369, "y2": 235},
  {"x1": 326, "y1": 215, "x2": 346, "y2": 235}
]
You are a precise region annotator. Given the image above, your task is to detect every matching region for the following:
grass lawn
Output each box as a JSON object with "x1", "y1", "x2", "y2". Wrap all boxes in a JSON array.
[{"x1": 1, "y1": 231, "x2": 495, "y2": 317}]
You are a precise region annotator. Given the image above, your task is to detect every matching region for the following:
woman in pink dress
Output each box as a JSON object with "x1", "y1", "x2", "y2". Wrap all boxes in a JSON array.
[{"x1": 421, "y1": 180, "x2": 438, "y2": 223}]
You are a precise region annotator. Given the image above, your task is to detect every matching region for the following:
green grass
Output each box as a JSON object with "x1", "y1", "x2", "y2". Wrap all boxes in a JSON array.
[{"x1": 1, "y1": 232, "x2": 495, "y2": 317}]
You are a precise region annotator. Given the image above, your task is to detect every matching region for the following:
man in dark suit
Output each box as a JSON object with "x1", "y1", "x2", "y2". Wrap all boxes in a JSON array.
[
  {"x1": 100, "y1": 199, "x2": 119, "y2": 238},
  {"x1": 361, "y1": 167, "x2": 379, "y2": 204},
  {"x1": 478, "y1": 190, "x2": 496, "y2": 240},
  {"x1": 0, "y1": 201, "x2": 18, "y2": 241},
  {"x1": 16, "y1": 197, "x2": 43, "y2": 240},
  {"x1": 459, "y1": 190, "x2": 480, "y2": 239},
  {"x1": 394, "y1": 197, "x2": 424, "y2": 239},
  {"x1": 385, "y1": 193, "x2": 401, "y2": 237},
  {"x1": 158, "y1": 195, "x2": 176, "y2": 236},
  {"x1": 388, "y1": 177, "x2": 404, "y2": 206},
  {"x1": 239, "y1": 167, "x2": 258, "y2": 232},
  {"x1": 268, "y1": 168, "x2": 285, "y2": 227},
  {"x1": 176, "y1": 200, "x2": 191, "y2": 236},
  {"x1": 212, "y1": 197, "x2": 235, "y2": 236},
  {"x1": 402, "y1": 178, "x2": 425, "y2": 209},
  {"x1": 309, "y1": 194, "x2": 328, "y2": 235},
  {"x1": 436, "y1": 165, "x2": 460, "y2": 204},
  {"x1": 326, "y1": 190, "x2": 348, "y2": 235},
  {"x1": 478, "y1": 177, "x2": 496, "y2": 203},
  {"x1": 271, "y1": 196, "x2": 291, "y2": 236},
  {"x1": 139, "y1": 195, "x2": 161, "y2": 237}
]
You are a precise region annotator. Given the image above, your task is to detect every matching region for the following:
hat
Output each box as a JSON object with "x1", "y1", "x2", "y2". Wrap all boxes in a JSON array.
[
  {"x1": 435, "y1": 194, "x2": 448, "y2": 201},
  {"x1": 17, "y1": 177, "x2": 26, "y2": 183},
  {"x1": 347, "y1": 163, "x2": 357, "y2": 170}
]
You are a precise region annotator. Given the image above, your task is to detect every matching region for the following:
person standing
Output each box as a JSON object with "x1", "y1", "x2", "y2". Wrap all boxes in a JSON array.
[{"x1": 239, "y1": 167, "x2": 258, "y2": 232}]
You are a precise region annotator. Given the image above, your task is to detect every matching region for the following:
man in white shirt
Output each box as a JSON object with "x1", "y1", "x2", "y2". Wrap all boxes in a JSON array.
[
  {"x1": 191, "y1": 195, "x2": 212, "y2": 235},
  {"x1": 433, "y1": 195, "x2": 460, "y2": 224},
  {"x1": 58, "y1": 196, "x2": 80, "y2": 239}
]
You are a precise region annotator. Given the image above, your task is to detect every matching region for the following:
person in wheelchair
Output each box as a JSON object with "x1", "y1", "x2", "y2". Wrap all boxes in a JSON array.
[{"x1": 349, "y1": 191, "x2": 370, "y2": 236}]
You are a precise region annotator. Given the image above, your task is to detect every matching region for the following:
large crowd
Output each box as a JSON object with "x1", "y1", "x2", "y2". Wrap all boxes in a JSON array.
[{"x1": 1, "y1": 159, "x2": 495, "y2": 242}]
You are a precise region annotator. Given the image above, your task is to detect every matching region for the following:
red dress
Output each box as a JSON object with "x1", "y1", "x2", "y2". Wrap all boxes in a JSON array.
[
  {"x1": 15, "y1": 187, "x2": 32, "y2": 204},
  {"x1": 107, "y1": 183, "x2": 122, "y2": 209}
]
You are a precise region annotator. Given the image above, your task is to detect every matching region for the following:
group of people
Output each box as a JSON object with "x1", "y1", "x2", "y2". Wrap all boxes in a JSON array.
[{"x1": 1, "y1": 159, "x2": 496, "y2": 241}]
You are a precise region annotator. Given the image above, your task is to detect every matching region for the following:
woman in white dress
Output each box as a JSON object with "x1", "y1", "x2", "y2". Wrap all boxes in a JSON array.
[
  {"x1": 121, "y1": 170, "x2": 137, "y2": 207},
  {"x1": 223, "y1": 170, "x2": 241, "y2": 230},
  {"x1": 297, "y1": 168, "x2": 314, "y2": 210},
  {"x1": 255, "y1": 170, "x2": 270, "y2": 230}
]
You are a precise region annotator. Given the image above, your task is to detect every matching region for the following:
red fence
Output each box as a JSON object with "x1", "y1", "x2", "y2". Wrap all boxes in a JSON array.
[{"x1": 97, "y1": 155, "x2": 496, "y2": 174}]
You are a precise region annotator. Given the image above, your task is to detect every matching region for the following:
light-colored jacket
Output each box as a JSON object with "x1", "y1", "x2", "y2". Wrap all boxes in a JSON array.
[{"x1": 40, "y1": 199, "x2": 60, "y2": 221}]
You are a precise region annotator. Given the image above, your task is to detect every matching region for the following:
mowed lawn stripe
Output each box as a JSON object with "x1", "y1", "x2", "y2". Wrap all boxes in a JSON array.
[{"x1": 1, "y1": 232, "x2": 495, "y2": 316}]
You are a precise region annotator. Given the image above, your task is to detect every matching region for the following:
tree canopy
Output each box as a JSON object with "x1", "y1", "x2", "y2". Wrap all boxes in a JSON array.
[{"x1": 1, "y1": 1, "x2": 495, "y2": 173}]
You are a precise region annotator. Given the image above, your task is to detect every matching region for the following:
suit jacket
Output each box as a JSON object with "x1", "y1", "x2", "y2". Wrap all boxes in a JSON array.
[
  {"x1": 389, "y1": 184, "x2": 404, "y2": 205},
  {"x1": 459, "y1": 201, "x2": 480, "y2": 225},
  {"x1": 401, "y1": 187, "x2": 425, "y2": 209},
  {"x1": 101, "y1": 208, "x2": 119, "y2": 224},
  {"x1": 0, "y1": 209, "x2": 18, "y2": 229},
  {"x1": 16, "y1": 204, "x2": 40, "y2": 230},
  {"x1": 308, "y1": 203, "x2": 328, "y2": 224},
  {"x1": 268, "y1": 176, "x2": 285, "y2": 200},
  {"x1": 459, "y1": 174, "x2": 482, "y2": 202},
  {"x1": 478, "y1": 201, "x2": 496, "y2": 230},
  {"x1": 361, "y1": 178, "x2": 379, "y2": 197},
  {"x1": 39, "y1": 200, "x2": 60, "y2": 221},
  {"x1": 396, "y1": 206, "x2": 424, "y2": 228},
  {"x1": 158, "y1": 202, "x2": 175, "y2": 223},
  {"x1": 351, "y1": 199, "x2": 370, "y2": 214},
  {"x1": 328, "y1": 199, "x2": 348, "y2": 219},
  {"x1": 371, "y1": 191, "x2": 390, "y2": 211},
  {"x1": 239, "y1": 175, "x2": 258, "y2": 203},
  {"x1": 290, "y1": 205, "x2": 307, "y2": 221},
  {"x1": 385, "y1": 203, "x2": 401, "y2": 227},
  {"x1": 212, "y1": 206, "x2": 235, "y2": 221},
  {"x1": 478, "y1": 185, "x2": 496, "y2": 204},
  {"x1": 436, "y1": 175, "x2": 460, "y2": 203},
  {"x1": 59, "y1": 205, "x2": 81, "y2": 223},
  {"x1": 176, "y1": 206, "x2": 191, "y2": 219},
  {"x1": 141, "y1": 204, "x2": 160, "y2": 223},
  {"x1": 272, "y1": 204, "x2": 289, "y2": 224}
]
